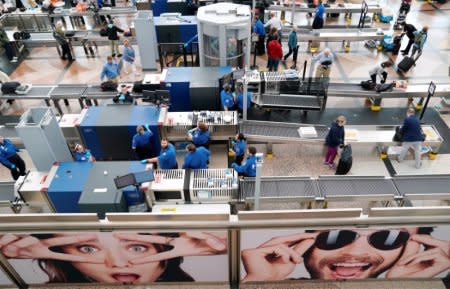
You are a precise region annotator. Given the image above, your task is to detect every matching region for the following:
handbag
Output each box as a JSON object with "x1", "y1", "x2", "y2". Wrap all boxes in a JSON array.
[{"x1": 393, "y1": 126, "x2": 403, "y2": 142}]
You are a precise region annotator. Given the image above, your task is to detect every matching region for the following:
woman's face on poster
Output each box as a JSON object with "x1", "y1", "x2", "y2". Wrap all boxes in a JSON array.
[{"x1": 57, "y1": 233, "x2": 164, "y2": 284}]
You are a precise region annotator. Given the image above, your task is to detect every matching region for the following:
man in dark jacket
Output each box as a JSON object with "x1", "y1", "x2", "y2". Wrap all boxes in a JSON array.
[
  {"x1": 53, "y1": 20, "x2": 74, "y2": 61},
  {"x1": 400, "y1": 23, "x2": 416, "y2": 55},
  {"x1": 398, "y1": 107, "x2": 424, "y2": 168},
  {"x1": 106, "y1": 19, "x2": 124, "y2": 57},
  {"x1": 0, "y1": 23, "x2": 17, "y2": 62},
  {"x1": 0, "y1": 136, "x2": 26, "y2": 180}
]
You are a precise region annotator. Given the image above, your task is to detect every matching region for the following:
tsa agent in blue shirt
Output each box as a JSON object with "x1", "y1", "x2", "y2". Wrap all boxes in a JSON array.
[
  {"x1": 74, "y1": 144, "x2": 94, "y2": 162},
  {"x1": 232, "y1": 146, "x2": 257, "y2": 177},
  {"x1": 0, "y1": 136, "x2": 26, "y2": 180},
  {"x1": 237, "y1": 89, "x2": 252, "y2": 114},
  {"x1": 141, "y1": 138, "x2": 178, "y2": 169},
  {"x1": 221, "y1": 84, "x2": 235, "y2": 111},
  {"x1": 253, "y1": 15, "x2": 266, "y2": 55},
  {"x1": 132, "y1": 125, "x2": 154, "y2": 160},
  {"x1": 182, "y1": 144, "x2": 210, "y2": 169},
  {"x1": 231, "y1": 133, "x2": 246, "y2": 165},
  {"x1": 188, "y1": 122, "x2": 210, "y2": 149}
]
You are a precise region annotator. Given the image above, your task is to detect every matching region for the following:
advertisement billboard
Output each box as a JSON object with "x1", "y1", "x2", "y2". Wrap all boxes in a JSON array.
[
  {"x1": 0, "y1": 231, "x2": 228, "y2": 285},
  {"x1": 0, "y1": 267, "x2": 14, "y2": 286},
  {"x1": 240, "y1": 226, "x2": 450, "y2": 282}
]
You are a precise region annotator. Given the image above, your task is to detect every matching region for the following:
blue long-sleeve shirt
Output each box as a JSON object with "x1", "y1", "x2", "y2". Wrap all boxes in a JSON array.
[
  {"x1": 158, "y1": 143, "x2": 178, "y2": 169},
  {"x1": 75, "y1": 150, "x2": 92, "y2": 162},
  {"x1": 232, "y1": 155, "x2": 256, "y2": 177},
  {"x1": 0, "y1": 139, "x2": 18, "y2": 169},
  {"x1": 132, "y1": 130, "x2": 153, "y2": 149},
  {"x1": 192, "y1": 129, "x2": 210, "y2": 146},
  {"x1": 100, "y1": 62, "x2": 120, "y2": 81},
  {"x1": 253, "y1": 19, "x2": 266, "y2": 37},
  {"x1": 313, "y1": 51, "x2": 334, "y2": 66},
  {"x1": 237, "y1": 91, "x2": 252, "y2": 110},
  {"x1": 182, "y1": 147, "x2": 210, "y2": 169},
  {"x1": 316, "y1": 3, "x2": 325, "y2": 19},
  {"x1": 288, "y1": 31, "x2": 298, "y2": 49},
  {"x1": 401, "y1": 115, "x2": 423, "y2": 142},
  {"x1": 233, "y1": 139, "x2": 246, "y2": 157},
  {"x1": 413, "y1": 30, "x2": 427, "y2": 49},
  {"x1": 221, "y1": 90, "x2": 235, "y2": 110},
  {"x1": 122, "y1": 46, "x2": 135, "y2": 63},
  {"x1": 325, "y1": 122, "x2": 345, "y2": 147}
]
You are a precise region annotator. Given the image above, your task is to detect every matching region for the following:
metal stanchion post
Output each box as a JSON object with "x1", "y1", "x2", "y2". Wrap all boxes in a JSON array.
[
  {"x1": 243, "y1": 72, "x2": 248, "y2": 121},
  {"x1": 420, "y1": 81, "x2": 436, "y2": 121}
]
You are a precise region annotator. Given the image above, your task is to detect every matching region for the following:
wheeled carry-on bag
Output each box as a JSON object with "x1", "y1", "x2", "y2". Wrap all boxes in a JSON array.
[
  {"x1": 397, "y1": 56, "x2": 414, "y2": 73},
  {"x1": 335, "y1": 145, "x2": 353, "y2": 175}
]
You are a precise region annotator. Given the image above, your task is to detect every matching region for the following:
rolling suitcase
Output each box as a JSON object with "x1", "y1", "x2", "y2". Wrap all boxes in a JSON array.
[
  {"x1": 397, "y1": 56, "x2": 414, "y2": 73},
  {"x1": 335, "y1": 144, "x2": 353, "y2": 175}
]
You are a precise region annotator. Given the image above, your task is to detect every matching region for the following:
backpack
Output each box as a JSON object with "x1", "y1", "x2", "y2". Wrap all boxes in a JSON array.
[
  {"x1": 361, "y1": 80, "x2": 376, "y2": 90},
  {"x1": 20, "y1": 31, "x2": 31, "y2": 40},
  {"x1": 1, "y1": 82, "x2": 21, "y2": 94},
  {"x1": 415, "y1": 31, "x2": 425, "y2": 45},
  {"x1": 101, "y1": 81, "x2": 118, "y2": 91},
  {"x1": 100, "y1": 28, "x2": 108, "y2": 37}
]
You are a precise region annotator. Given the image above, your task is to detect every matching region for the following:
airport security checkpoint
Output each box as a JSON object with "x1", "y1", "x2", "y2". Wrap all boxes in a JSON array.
[{"x1": 0, "y1": 0, "x2": 449, "y2": 288}]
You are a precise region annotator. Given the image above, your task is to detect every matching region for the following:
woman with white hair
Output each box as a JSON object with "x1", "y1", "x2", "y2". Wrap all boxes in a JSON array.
[{"x1": 53, "y1": 20, "x2": 74, "y2": 61}]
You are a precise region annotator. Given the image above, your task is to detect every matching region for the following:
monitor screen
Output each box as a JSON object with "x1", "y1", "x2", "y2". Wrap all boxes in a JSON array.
[
  {"x1": 114, "y1": 173, "x2": 136, "y2": 189},
  {"x1": 143, "y1": 90, "x2": 156, "y2": 102},
  {"x1": 154, "y1": 191, "x2": 182, "y2": 200},
  {"x1": 134, "y1": 170, "x2": 155, "y2": 184}
]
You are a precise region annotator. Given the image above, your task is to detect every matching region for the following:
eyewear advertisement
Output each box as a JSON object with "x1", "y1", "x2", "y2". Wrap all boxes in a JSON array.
[
  {"x1": 0, "y1": 231, "x2": 228, "y2": 285},
  {"x1": 240, "y1": 226, "x2": 450, "y2": 282}
]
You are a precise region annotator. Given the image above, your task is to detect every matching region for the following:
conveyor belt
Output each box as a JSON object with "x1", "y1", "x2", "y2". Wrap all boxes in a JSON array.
[
  {"x1": 260, "y1": 94, "x2": 322, "y2": 110},
  {"x1": 0, "y1": 86, "x2": 53, "y2": 100},
  {"x1": 269, "y1": 4, "x2": 382, "y2": 13},
  {"x1": 241, "y1": 120, "x2": 328, "y2": 142},
  {"x1": 328, "y1": 83, "x2": 450, "y2": 98},
  {"x1": 84, "y1": 86, "x2": 116, "y2": 98},
  {"x1": 240, "y1": 177, "x2": 318, "y2": 201},
  {"x1": 318, "y1": 176, "x2": 399, "y2": 199},
  {"x1": 393, "y1": 175, "x2": 450, "y2": 200},
  {"x1": 50, "y1": 85, "x2": 87, "y2": 98}
]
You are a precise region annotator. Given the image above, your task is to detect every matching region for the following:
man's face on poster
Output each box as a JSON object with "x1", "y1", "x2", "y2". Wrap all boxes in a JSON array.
[{"x1": 304, "y1": 228, "x2": 418, "y2": 280}]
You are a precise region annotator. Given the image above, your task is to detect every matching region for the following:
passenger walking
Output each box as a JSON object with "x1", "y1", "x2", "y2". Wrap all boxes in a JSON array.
[
  {"x1": 400, "y1": 23, "x2": 417, "y2": 55},
  {"x1": 264, "y1": 12, "x2": 283, "y2": 43},
  {"x1": 313, "y1": 48, "x2": 333, "y2": 79},
  {"x1": 324, "y1": 115, "x2": 346, "y2": 169},
  {"x1": 410, "y1": 26, "x2": 428, "y2": 62},
  {"x1": 283, "y1": 27, "x2": 299, "y2": 68},
  {"x1": 106, "y1": 19, "x2": 124, "y2": 57},
  {"x1": 267, "y1": 35, "x2": 283, "y2": 72},
  {"x1": 122, "y1": 39, "x2": 137, "y2": 75},
  {"x1": 398, "y1": 107, "x2": 424, "y2": 169},
  {"x1": 53, "y1": 21, "x2": 74, "y2": 62},
  {"x1": 312, "y1": 0, "x2": 325, "y2": 29}
]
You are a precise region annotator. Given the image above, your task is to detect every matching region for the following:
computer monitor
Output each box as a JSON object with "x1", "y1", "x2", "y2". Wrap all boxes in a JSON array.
[
  {"x1": 134, "y1": 170, "x2": 155, "y2": 184},
  {"x1": 114, "y1": 173, "x2": 137, "y2": 189},
  {"x1": 142, "y1": 90, "x2": 156, "y2": 102}
]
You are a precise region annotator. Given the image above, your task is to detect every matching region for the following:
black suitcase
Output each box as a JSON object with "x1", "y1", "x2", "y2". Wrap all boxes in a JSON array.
[
  {"x1": 335, "y1": 145, "x2": 352, "y2": 175},
  {"x1": 398, "y1": 56, "x2": 414, "y2": 73}
]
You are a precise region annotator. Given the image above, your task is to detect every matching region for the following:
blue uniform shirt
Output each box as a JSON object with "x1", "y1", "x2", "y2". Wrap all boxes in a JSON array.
[
  {"x1": 233, "y1": 139, "x2": 246, "y2": 157},
  {"x1": 316, "y1": 3, "x2": 325, "y2": 19},
  {"x1": 132, "y1": 130, "x2": 153, "y2": 149},
  {"x1": 221, "y1": 90, "x2": 235, "y2": 110},
  {"x1": 75, "y1": 151, "x2": 91, "y2": 162},
  {"x1": 232, "y1": 155, "x2": 256, "y2": 177},
  {"x1": 237, "y1": 91, "x2": 252, "y2": 110},
  {"x1": 0, "y1": 139, "x2": 18, "y2": 169},
  {"x1": 192, "y1": 129, "x2": 210, "y2": 146},
  {"x1": 182, "y1": 147, "x2": 210, "y2": 169},
  {"x1": 253, "y1": 19, "x2": 266, "y2": 37},
  {"x1": 158, "y1": 143, "x2": 178, "y2": 169}
]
